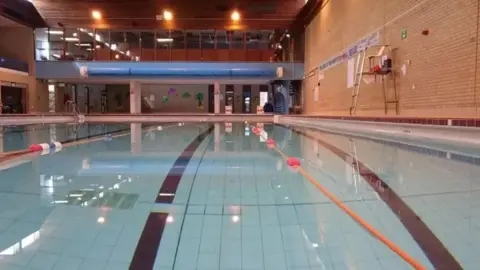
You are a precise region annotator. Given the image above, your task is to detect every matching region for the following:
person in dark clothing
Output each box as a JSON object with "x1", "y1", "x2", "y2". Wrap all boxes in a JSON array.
[{"x1": 263, "y1": 102, "x2": 274, "y2": 113}]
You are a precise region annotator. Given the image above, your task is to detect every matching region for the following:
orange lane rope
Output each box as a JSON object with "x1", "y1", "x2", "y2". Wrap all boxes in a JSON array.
[{"x1": 247, "y1": 122, "x2": 424, "y2": 270}]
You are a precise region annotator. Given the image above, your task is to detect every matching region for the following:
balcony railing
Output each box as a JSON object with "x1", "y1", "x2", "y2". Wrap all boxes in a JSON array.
[
  {"x1": 34, "y1": 28, "x2": 294, "y2": 62},
  {"x1": 0, "y1": 57, "x2": 29, "y2": 73}
]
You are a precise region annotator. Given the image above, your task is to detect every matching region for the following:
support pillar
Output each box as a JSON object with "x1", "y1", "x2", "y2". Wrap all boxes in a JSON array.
[
  {"x1": 214, "y1": 81, "x2": 220, "y2": 114},
  {"x1": 130, "y1": 81, "x2": 141, "y2": 114}
]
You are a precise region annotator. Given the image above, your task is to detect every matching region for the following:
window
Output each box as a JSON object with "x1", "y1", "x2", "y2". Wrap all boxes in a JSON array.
[
  {"x1": 201, "y1": 30, "x2": 215, "y2": 49},
  {"x1": 216, "y1": 31, "x2": 229, "y2": 49},
  {"x1": 171, "y1": 30, "x2": 185, "y2": 49},
  {"x1": 231, "y1": 31, "x2": 244, "y2": 49},
  {"x1": 186, "y1": 31, "x2": 200, "y2": 49}
]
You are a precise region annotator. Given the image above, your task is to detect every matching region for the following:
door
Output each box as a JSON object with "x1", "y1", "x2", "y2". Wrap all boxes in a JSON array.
[
  {"x1": 242, "y1": 85, "x2": 252, "y2": 113},
  {"x1": 225, "y1": 85, "x2": 234, "y2": 113},
  {"x1": 208, "y1": 84, "x2": 214, "y2": 113},
  {"x1": 1, "y1": 85, "x2": 25, "y2": 114}
]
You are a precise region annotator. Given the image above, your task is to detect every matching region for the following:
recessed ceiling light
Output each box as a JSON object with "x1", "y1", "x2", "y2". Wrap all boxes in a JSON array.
[
  {"x1": 91, "y1": 10, "x2": 102, "y2": 20},
  {"x1": 231, "y1": 10, "x2": 240, "y2": 21},
  {"x1": 163, "y1": 10, "x2": 173, "y2": 21}
]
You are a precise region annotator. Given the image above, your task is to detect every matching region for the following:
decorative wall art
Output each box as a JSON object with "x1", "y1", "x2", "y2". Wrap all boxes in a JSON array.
[
  {"x1": 195, "y1": 93, "x2": 204, "y2": 109},
  {"x1": 168, "y1": 88, "x2": 177, "y2": 96}
]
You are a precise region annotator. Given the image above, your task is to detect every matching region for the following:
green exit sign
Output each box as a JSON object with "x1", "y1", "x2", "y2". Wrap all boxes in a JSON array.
[{"x1": 401, "y1": 28, "x2": 408, "y2": 40}]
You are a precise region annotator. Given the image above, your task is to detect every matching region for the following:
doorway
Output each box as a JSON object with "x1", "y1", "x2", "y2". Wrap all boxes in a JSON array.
[
  {"x1": 225, "y1": 85, "x2": 234, "y2": 112},
  {"x1": 208, "y1": 84, "x2": 214, "y2": 113},
  {"x1": 242, "y1": 85, "x2": 252, "y2": 113},
  {"x1": 1, "y1": 85, "x2": 26, "y2": 114}
]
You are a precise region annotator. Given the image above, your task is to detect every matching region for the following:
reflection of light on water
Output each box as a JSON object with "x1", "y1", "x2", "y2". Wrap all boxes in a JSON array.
[
  {"x1": 259, "y1": 130, "x2": 268, "y2": 142},
  {"x1": 0, "y1": 231, "x2": 40, "y2": 256},
  {"x1": 231, "y1": 215, "x2": 240, "y2": 223},
  {"x1": 97, "y1": 217, "x2": 105, "y2": 224},
  {"x1": 82, "y1": 158, "x2": 90, "y2": 169},
  {"x1": 276, "y1": 160, "x2": 283, "y2": 171},
  {"x1": 228, "y1": 205, "x2": 241, "y2": 215}
]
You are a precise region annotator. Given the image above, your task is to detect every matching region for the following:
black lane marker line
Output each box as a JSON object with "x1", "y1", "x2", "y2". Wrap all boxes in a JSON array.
[
  {"x1": 129, "y1": 213, "x2": 168, "y2": 270},
  {"x1": 288, "y1": 126, "x2": 462, "y2": 270},
  {"x1": 129, "y1": 125, "x2": 213, "y2": 270},
  {"x1": 155, "y1": 126, "x2": 214, "y2": 204}
]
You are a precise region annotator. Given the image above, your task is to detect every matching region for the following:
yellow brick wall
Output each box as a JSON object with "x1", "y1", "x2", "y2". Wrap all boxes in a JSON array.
[{"x1": 303, "y1": 0, "x2": 480, "y2": 117}]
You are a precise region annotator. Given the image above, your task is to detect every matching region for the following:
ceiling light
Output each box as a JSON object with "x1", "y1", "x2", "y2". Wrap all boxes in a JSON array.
[
  {"x1": 75, "y1": 43, "x2": 91, "y2": 47},
  {"x1": 157, "y1": 38, "x2": 173, "y2": 43},
  {"x1": 115, "y1": 54, "x2": 119, "y2": 59},
  {"x1": 48, "y1": 30, "x2": 64, "y2": 35},
  {"x1": 95, "y1": 45, "x2": 100, "y2": 49},
  {"x1": 110, "y1": 44, "x2": 117, "y2": 50},
  {"x1": 286, "y1": 33, "x2": 291, "y2": 38},
  {"x1": 231, "y1": 10, "x2": 241, "y2": 21},
  {"x1": 126, "y1": 50, "x2": 130, "y2": 56},
  {"x1": 62, "y1": 37, "x2": 79, "y2": 42},
  {"x1": 163, "y1": 10, "x2": 173, "y2": 21},
  {"x1": 91, "y1": 10, "x2": 102, "y2": 20},
  {"x1": 73, "y1": 32, "x2": 78, "y2": 37}
]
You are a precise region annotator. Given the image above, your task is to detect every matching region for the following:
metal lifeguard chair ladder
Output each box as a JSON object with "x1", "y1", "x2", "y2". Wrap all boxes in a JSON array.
[{"x1": 349, "y1": 45, "x2": 398, "y2": 115}]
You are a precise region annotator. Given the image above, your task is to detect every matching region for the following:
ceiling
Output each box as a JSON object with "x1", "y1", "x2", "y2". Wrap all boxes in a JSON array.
[{"x1": 32, "y1": 0, "x2": 305, "y2": 30}]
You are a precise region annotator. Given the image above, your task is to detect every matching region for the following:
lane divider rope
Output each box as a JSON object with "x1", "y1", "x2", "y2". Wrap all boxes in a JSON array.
[
  {"x1": 247, "y1": 122, "x2": 425, "y2": 270},
  {"x1": 0, "y1": 123, "x2": 182, "y2": 168}
]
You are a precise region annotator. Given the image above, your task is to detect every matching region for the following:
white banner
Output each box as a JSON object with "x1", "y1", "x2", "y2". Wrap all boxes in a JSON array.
[{"x1": 347, "y1": 58, "x2": 355, "y2": 88}]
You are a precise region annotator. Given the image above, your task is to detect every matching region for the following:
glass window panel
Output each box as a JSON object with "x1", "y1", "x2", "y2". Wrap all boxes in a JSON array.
[
  {"x1": 109, "y1": 30, "x2": 140, "y2": 61},
  {"x1": 171, "y1": 30, "x2": 185, "y2": 49},
  {"x1": 260, "y1": 30, "x2": 273, "y2": 49},
  {"x1": 216, "y1": 31, "x2": 229, "y2": 49},
  {"x1": 200, "y1": 30, "x2": 215, "y2": 49},
  {"x1": 186, "y1": 31, "x2": 200, "y2": 49},
  {"x1": 64, "y1": 28, "x2": 93, "y2": 61},
  {"x1": 141, "y1": 31, "x2": 155, "y2": 49},
  {"x1": 34, "y1": 28, "x2": 52, "y2": 60},
  {"x1": 156, "y1": 30, "x2": 171, "y2": 50},
  {"x1": 47, "y1": 28, "x2": 65, "y2": 60},
  {"x1": 246, "y1": 31, "x2": 261, "y2": 49},
  {"x1": 125, "y1": 31, "x2": 141, "y2": 61},
  {"x1": 231, "y1": 31, "x2": 244, "y2": 49},
  {"x1": 94, "y1": 29, "x2": 110, "y2": 60}
]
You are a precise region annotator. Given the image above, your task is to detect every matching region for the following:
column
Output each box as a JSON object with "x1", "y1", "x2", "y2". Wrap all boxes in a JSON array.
[
  {"x1": 130, "y1": 81, "x2": 141, "y2": 114},
  {"x1": 214, "y1": 81, "x2": 220, "y2": 114}
]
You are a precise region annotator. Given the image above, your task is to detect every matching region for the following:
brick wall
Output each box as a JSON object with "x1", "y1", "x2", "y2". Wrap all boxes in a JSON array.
[{"x1": 303, "y1": 0, "x2": 480, "y2": 117}]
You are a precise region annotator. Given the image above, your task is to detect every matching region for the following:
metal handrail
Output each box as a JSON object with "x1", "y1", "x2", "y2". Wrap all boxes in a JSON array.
[{"x1": 64, "y1": 101, "x2": 79, "y2": 116}]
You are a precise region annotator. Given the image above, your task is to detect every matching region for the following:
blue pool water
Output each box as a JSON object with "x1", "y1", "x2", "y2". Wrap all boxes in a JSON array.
[{"x1": 0, "y1": 122, "x2": 478, "y2": 270}]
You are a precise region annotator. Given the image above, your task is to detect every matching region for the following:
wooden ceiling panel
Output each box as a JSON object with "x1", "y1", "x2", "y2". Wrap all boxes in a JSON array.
[{"x1": 33, "y1": 0, "x2": 304, "y2": 30}]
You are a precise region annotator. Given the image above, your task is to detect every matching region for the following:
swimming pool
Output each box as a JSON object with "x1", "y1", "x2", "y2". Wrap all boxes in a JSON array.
[{"x1": 0, "y1": 122, "x2": 476, "y2": 269}]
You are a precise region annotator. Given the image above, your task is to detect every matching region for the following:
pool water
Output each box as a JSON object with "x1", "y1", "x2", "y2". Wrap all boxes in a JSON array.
[{"x1": 0, "y1": 122, "x2": 478, "y2": 270}]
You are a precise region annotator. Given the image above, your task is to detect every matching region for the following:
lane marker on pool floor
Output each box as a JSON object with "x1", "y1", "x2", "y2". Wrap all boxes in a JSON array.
[{"x1": 247, "y1": 122, "x2": 426, "y2": 270}]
